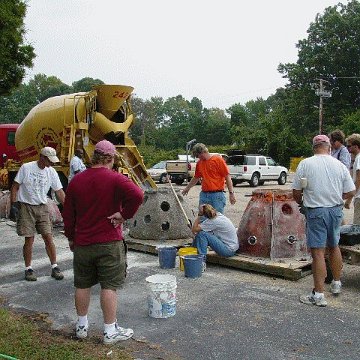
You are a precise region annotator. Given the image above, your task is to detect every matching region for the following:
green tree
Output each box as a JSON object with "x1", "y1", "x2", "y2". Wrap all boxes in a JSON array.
[
  {"x1": 0, "y1": 0, "x2": 35, "y2": 95},
  {"x1": 278, "y1": 0, "x2": 360, "y2": 134},
  {"x1": 0, "y1": 74, "x2": 71, "y2": 124},
  {"x1": 131, "y1": 96, "x2": 164, "y2": 146},
  {"x1": 72, "y1": 77, "x2": 104, "y2": 92},
  {"x1": 27, "y1": 74, "x2": 71, "y2": 103}
]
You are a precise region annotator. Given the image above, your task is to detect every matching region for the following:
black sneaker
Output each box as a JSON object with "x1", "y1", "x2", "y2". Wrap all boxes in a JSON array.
[
  {"x1": 25, "y1": 269, "x2": 37, "y2": 281},
  {"x1": 51, "y1": 266, "x2": 64, "y2": 280}
]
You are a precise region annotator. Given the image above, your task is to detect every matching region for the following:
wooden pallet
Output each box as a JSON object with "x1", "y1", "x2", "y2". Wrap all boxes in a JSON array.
[
  {"x1": 126, "y1": 236, "x2": 312, "y2": 280},
  {"x1": 340, "y1": 245, "x2": 360, "y2": 265},
  {"x1": 206, "y1": 251, "x2": 312, "y2": 281},
  {"x1": 125, "y1": 237, "x2": 192, "y2": 254}
]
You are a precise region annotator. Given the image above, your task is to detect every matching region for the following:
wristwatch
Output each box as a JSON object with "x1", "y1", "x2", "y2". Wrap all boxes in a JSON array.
[{"x1": 229, "y1": 191, "x2": 234, "y2": 194}]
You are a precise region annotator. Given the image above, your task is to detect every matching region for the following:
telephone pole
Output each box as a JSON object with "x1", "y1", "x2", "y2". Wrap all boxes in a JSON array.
[{"x1": 315, "y1": 79, "x2": 332, "y2": 134}]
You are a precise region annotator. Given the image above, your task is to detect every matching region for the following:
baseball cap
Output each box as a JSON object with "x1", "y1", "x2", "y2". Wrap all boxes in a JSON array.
[
  {"x1": 95, "y1": 140, "x2": 117, "y2": 156},
  {"x1": 313, "y1": 134, "x2": 330, "y2": 147},
  {"x1": 192, "y1": 143, "x2": 208, "y2": 157},
  {"x1": 40, "y1": 147, "x2": 60, "y2": 163}
]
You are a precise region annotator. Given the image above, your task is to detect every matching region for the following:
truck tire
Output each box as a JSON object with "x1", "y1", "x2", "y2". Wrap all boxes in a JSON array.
[
  {"x1": 159, "y1": 173, "x2": 167, "y2": 184},
  {"x1": 175, "y1": 178, "x2": 184, "y2": 185},
  {"x1": 278, "y1": 172, "x2": 287, "y2": 185},
  {"x1": 249, "y1": 173, "x2": 260, "y2": 187},
  {"x1": 232, "y1": 179, "x2": 238, "y2": 187}
]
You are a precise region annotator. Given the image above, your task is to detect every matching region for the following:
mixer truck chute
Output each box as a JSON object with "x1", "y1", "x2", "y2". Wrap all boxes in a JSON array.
[{"x1": 0, "y1": 85, "x2": 156, "y2": 190}]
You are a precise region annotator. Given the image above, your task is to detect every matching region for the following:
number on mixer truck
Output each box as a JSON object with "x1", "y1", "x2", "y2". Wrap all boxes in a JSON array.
[{"x1": 112, "y1": 91, "x2": 130, "y2": 99}]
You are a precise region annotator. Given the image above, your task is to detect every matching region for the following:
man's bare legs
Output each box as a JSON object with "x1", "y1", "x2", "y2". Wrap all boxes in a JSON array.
[{"x1": 100, "y1": 289, "x2": 117, "y2": 324}]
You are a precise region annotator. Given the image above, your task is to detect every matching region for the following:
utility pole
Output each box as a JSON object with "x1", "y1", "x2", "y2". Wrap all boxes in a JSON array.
[
  {"x1": 315, "y1": 79, "x2": 332, "y2": 134},
  {"x1": 319, "y1": 79, "x2": 324, "y2": 134}
]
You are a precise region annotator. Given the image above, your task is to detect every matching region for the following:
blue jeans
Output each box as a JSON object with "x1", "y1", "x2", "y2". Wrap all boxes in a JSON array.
[
  {"x1": 199, "y1": 191, "x2": 226, "y2": 214},
  {"x1": 192, "y1": 231, "x2": 236, "y2": 257}
]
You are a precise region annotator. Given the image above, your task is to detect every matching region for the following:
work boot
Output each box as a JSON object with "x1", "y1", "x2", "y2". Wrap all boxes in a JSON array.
[
  {"x1": 24, "y1": 269, "x2": 37, "y2": 281},
  {"x1": 51, "y1": 266, "x2": 64, "y2": 280}
]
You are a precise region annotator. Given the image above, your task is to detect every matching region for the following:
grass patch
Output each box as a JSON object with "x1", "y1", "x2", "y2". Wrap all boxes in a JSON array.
[{"x1": 0, "y1": 307, "x2": 133, "y2": 360}]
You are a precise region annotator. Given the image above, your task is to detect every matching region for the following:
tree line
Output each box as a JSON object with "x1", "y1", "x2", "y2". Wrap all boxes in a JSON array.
[{"x1": 1, "y1": 1, "x2": 360, "y2": 168}]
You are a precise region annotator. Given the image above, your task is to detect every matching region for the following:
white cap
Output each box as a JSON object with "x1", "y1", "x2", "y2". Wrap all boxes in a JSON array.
[{"x1": 40, "y1": 147, "x2": 60, "y2": 163}]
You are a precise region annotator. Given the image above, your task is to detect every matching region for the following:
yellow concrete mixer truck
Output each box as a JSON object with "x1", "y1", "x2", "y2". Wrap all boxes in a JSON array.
[{"x1": 0, "y1": 84, "x2": 156, "y2": 190}]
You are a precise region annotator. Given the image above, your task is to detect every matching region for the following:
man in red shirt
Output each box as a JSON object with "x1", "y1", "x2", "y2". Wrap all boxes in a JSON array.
[
  {"x1": 63, "y1": 140, "x2": 143, "y2": 344},
  {"x1": 182, "y1": 143, "x2": 236, "y2": 214}
]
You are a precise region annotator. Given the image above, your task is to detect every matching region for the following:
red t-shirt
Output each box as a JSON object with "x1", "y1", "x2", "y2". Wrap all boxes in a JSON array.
[
  {"x1": 195, "y1": 155, "x2": 229, "y2": 191},
  {"x1": 63, "y1": 167, "x2": 143, "y2": 246}
]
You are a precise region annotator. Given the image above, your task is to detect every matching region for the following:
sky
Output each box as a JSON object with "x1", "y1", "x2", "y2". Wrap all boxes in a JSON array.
[{"x1": 23, "y1": 0, "x2": 348, "y2": 109}]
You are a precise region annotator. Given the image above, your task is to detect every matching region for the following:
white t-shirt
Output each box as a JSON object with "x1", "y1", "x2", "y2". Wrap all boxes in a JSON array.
[
  {"x1": 352, "y1": 153, "x2": 360, "y2": 199},
  {"x1": 69, "y1": 155, "x2": 86, "y2": 181},
  {"x1": 292, "y1": 154, "x2": 355, "y2": 208},
  {"x1": 200, "y1": 213, "x2": 239, "y2": 252},
  {"x1": 14, "y1": 161, "x2": 63, "y2": 205}
]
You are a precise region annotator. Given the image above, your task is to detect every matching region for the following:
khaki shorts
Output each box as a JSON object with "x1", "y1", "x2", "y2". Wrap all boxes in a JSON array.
[
  {"x1": 17, "y1": 203, "x2": 52, "y2": 237},
  {"x1": 73, "y1": 241, "x2": 127, "y2": 290}
]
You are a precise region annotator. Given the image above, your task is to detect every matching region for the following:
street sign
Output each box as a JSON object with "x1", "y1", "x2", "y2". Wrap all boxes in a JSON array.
[{"x1": 315, "y1": 90, "x2": 332, "y2": 98}]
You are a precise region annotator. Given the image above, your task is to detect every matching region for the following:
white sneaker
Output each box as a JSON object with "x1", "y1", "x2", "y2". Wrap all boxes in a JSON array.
[
  {"x1": 300, "y1": 291, "x2": 327, "y2": 307},
  {"x1": 330, "y1": 280, "x2": 342, "y2": 295},
  {"x1": 103, "y1": 324, "x2": 134, "y2": 344},
  {"x1": 76, "y1": 323, "x2": 88, "y2": 339}
]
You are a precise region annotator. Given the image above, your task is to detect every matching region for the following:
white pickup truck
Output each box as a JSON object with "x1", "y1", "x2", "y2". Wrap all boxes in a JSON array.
[
  {"x1": 166, "y1": 155, "x2": 197, "y2": 185},
  {"x1": 226, "y1": 153, "x2": 288, "y2": 187}
]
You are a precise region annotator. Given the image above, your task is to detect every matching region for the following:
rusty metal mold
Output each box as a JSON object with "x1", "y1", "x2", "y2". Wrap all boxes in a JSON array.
[{"x1": 237, "y1": 189, "x2": 308, "y2": 260}]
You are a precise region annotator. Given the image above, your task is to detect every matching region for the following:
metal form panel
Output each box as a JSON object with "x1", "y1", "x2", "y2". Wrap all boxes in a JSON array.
[
  {"x1": 238, "y1": 189, "x2": 308, "y2": 260},
  {"x1": 270, "y1": 190, "x2": 307, "y2": 259},
  {"x1": 237, "y1": 190, "x2": 273, "y2": 257}
]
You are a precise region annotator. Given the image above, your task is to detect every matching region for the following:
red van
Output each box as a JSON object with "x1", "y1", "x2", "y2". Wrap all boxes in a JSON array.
[{"x1": 0, "y1": 124, "x2": 19, "y2": 167}]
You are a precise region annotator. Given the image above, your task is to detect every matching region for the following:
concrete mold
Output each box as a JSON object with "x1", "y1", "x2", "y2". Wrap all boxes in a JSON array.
[{"x1": 129, "y1": 187, "x2": 195, "y2": 240}]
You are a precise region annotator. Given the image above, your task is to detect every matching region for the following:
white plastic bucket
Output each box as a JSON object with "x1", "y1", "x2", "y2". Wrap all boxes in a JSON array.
[{"x1": 146, "y1": 274, "x2": 177, "y2": 318}]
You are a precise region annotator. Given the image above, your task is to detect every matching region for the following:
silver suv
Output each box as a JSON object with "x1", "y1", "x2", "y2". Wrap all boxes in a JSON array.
[{"x1": 226, "y1": 154, "x2": 288, "y2": 187}]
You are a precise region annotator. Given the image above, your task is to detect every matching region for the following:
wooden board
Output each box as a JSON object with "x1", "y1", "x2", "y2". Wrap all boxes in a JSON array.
[
  {"x1": 126, "y1": 236, "x2": 312, "y2": 280},
  {"x1": 206, "y1": 251, "x2": 312, "y2": 281},
  {"x1": 125, "y1": 236, "x2": 192, "y2": 254},
  {"x1": 340, "y1": 245, "x2": 360, "y2": 265}
]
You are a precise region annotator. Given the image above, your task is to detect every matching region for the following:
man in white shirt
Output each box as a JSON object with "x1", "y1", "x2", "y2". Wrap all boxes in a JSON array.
[
  {"x1": 293, "y1": 135, "x2": 355, "y2": 307},
  {"x1": 10, "y1": 147, "x2": 66, "y2": 281},
  {"x1": 68, "y1": 149, "x2": 86, "y2": 182},
  {"x1": 344, "y1": 133, "x2": 360, "y2": 223}
]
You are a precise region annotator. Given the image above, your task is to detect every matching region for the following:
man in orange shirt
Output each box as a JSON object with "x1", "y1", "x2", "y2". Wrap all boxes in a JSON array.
[{"x1": 182, "y1": 143, "x2": 236, "y2": 214}]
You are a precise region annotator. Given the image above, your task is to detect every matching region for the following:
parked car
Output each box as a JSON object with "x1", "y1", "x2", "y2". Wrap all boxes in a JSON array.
[
  {"x1": 226, "y1": 153, "x2": 288, "y2": 187},
  {"x1": 147, "y1": 161, "x2": 168, "y2": 183}
]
